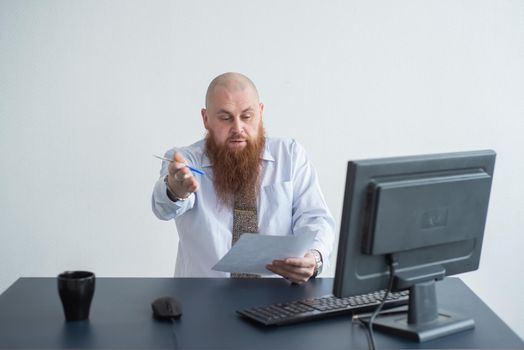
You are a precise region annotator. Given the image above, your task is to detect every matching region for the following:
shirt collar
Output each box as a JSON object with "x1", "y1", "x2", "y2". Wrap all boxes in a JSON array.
[{"x1": 200, "y1": 142, "x2": 275, "y2": 168}]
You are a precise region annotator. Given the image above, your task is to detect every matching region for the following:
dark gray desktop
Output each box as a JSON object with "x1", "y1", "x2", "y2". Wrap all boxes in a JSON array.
[{"x1": 334, "y1": 150, "x2": 496, "y2": 342}]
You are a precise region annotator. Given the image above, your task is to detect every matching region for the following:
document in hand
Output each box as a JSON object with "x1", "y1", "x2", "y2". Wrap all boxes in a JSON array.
[{"x1": 212, "y1": 232, "x2": 317, "y2": 275}]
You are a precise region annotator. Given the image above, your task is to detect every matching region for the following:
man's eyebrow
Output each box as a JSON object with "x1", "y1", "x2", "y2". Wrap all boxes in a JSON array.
[
  {"x1": 216, "y1": 108, "x2": 254, "y2": 115},
  {"x1": 216, "y1": 109, "x2": 234, "y2": 115}
]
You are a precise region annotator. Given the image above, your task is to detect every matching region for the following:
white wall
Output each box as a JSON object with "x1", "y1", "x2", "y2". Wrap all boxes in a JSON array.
[{"x1": 1, "y1": 0, "x2": 523, "y2": 337}]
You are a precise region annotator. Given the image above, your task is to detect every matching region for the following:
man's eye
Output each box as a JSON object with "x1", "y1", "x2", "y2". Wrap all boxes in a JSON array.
[
  {"x1": 219, "y1": 115, "x2": 231, "y2": 120},
  {"x1": 242, "y1": 115, "x2": 252, "y2": 120}
]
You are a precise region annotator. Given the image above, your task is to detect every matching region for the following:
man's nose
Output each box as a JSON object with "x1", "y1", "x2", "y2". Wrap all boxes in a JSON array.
[{"x1": 231, "y1": 118, "x2": 244, "y2": 134}]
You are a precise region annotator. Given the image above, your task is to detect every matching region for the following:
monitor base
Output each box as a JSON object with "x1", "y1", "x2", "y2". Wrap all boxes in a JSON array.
[{"x1": 362, "y1": 310, "x2": 475, "y2": 343}]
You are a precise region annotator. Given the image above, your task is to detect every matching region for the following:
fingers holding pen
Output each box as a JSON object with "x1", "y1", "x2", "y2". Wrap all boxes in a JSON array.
[
  {"x1": 176, "y1": 167, "x2": 200, "y2": 192},
  {"x1": 166, "y1": 152, "x2": 200, "y2": 199},
  {"x1": 169, "y1": 152, "x2": 188, "y2": 174},
  {"x1": 173, "y1": 166, "x2": 191, "y2": 182},
  {"x1": 172, "y1": 152, "x2": 186, "y2": 163}
]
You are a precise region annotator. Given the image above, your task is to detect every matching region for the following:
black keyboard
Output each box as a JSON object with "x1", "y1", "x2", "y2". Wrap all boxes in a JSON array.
[{"x1": 237, "y1": 289, "x2": 409, "y2": 326}]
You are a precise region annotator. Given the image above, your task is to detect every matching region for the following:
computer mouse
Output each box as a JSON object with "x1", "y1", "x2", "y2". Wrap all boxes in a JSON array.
[{"x1": 151, "y1": 296, "x2": 183, "y2": 320}]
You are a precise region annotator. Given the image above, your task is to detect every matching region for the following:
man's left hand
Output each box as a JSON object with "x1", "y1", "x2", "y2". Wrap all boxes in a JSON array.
[{"x1": 266, "y1": 251, "x2": 317, "y2": 284}]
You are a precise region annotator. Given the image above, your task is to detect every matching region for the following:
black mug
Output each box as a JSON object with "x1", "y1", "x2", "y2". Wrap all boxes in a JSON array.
[{"x1": 58, "y1": 271, "x2": 95, "y2": 321}]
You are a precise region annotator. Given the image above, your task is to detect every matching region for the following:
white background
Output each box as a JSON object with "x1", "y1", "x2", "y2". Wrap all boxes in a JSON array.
[{"x1": 1, "y1": 0, "x2": 523, "y2": 338}]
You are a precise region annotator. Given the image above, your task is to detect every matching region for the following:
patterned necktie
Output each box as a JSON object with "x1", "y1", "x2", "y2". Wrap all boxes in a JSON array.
[{"x1": 231, "y1": 186, "x2": 260, "y2": 278}]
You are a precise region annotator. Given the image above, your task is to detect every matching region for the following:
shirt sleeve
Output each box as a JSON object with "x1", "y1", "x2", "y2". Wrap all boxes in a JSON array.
[
  {"x1": 151, "y1": 148, "x2": 195, "y2": 220},
  {"x1": 151, "y1": 176, "x2": 195, "y2": 220},
  {"x1": 290, "y1": 140, "x2": 336, "y2": 274}
]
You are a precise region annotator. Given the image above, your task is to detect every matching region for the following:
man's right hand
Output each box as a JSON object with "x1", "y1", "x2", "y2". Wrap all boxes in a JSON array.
[{"x1": 166, "y1": 152, "x2": 200, "y2": 200}]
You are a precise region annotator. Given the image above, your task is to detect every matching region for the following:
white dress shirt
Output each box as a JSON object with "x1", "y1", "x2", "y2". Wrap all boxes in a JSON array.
[{"x1": 152, "y1": 137, "x2": 335, "y2": 277}]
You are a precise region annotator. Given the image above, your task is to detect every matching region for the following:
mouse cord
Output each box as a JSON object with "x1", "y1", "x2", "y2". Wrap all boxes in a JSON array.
[{"x1": 169, "y1": 317, "x2": 179, "y2": 350}]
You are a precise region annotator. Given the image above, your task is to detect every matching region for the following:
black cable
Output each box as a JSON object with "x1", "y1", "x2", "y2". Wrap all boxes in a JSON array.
[
  {"x1": 355, "y1": 317, "x2": 373, "y2": 347},
  {"x1": 169, "y1": 317, "x2": 179, "y2": 350},
  {"x1": 356, "y1": 254, "x2": 397, "y2": 350}
]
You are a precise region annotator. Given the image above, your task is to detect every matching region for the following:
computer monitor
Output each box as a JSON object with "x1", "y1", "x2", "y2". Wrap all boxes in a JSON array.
[{"x1": 333, "y1": 150, "x2": 496, "y2": 342}]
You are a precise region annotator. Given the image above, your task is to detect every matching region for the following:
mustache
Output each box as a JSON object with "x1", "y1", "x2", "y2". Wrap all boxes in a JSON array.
[{"x1": 228, "y1": 135, "x2": 248, "y2": 141}]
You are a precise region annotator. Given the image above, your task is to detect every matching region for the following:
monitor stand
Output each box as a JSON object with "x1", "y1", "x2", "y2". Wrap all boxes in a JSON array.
[{"x1": 362, "y1": 268, "x2": 475, "y2": 342}]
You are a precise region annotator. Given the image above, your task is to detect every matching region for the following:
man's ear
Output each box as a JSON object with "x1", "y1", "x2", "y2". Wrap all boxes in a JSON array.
[
  {"x1": 259, "y1": 102, "x2": 264, "y2": 118},
  {"x1": 201, "y1": 108, "x2": 209, "y2": 130}
]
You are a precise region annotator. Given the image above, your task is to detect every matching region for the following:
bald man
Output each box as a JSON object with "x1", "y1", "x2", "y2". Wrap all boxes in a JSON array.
[{"x1": 152, "y1": 72, "x2": 335, "y2": 284}]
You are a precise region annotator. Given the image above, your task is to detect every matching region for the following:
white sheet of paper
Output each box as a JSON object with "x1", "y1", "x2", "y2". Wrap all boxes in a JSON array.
[{"x1": 212, "y1": 232, "x2": 317, "y2": 275}]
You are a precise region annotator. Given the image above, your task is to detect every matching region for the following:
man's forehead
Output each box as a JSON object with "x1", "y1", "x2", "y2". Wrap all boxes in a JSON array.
[{"x1": 209, "y1": 86, "x2": 259, "y2": 110}]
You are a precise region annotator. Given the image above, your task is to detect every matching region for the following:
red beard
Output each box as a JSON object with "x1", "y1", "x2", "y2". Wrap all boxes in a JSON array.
[{"x1": 205, "y1": 126, "x2": 266, "y2": 207}]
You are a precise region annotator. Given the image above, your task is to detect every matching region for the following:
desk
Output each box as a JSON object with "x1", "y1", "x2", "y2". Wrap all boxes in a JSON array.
[{"x1": 0, "y1": 277, "x2": 522, "y2": 349}]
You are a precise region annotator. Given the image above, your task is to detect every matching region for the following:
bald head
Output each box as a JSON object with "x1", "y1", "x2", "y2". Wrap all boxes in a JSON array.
[
  {"x1": 205, "y1": 72, "x2": 260, "y2": 108},
  {"x1": 201, "y1": 72, "x2": 264, "y2": 151}
]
